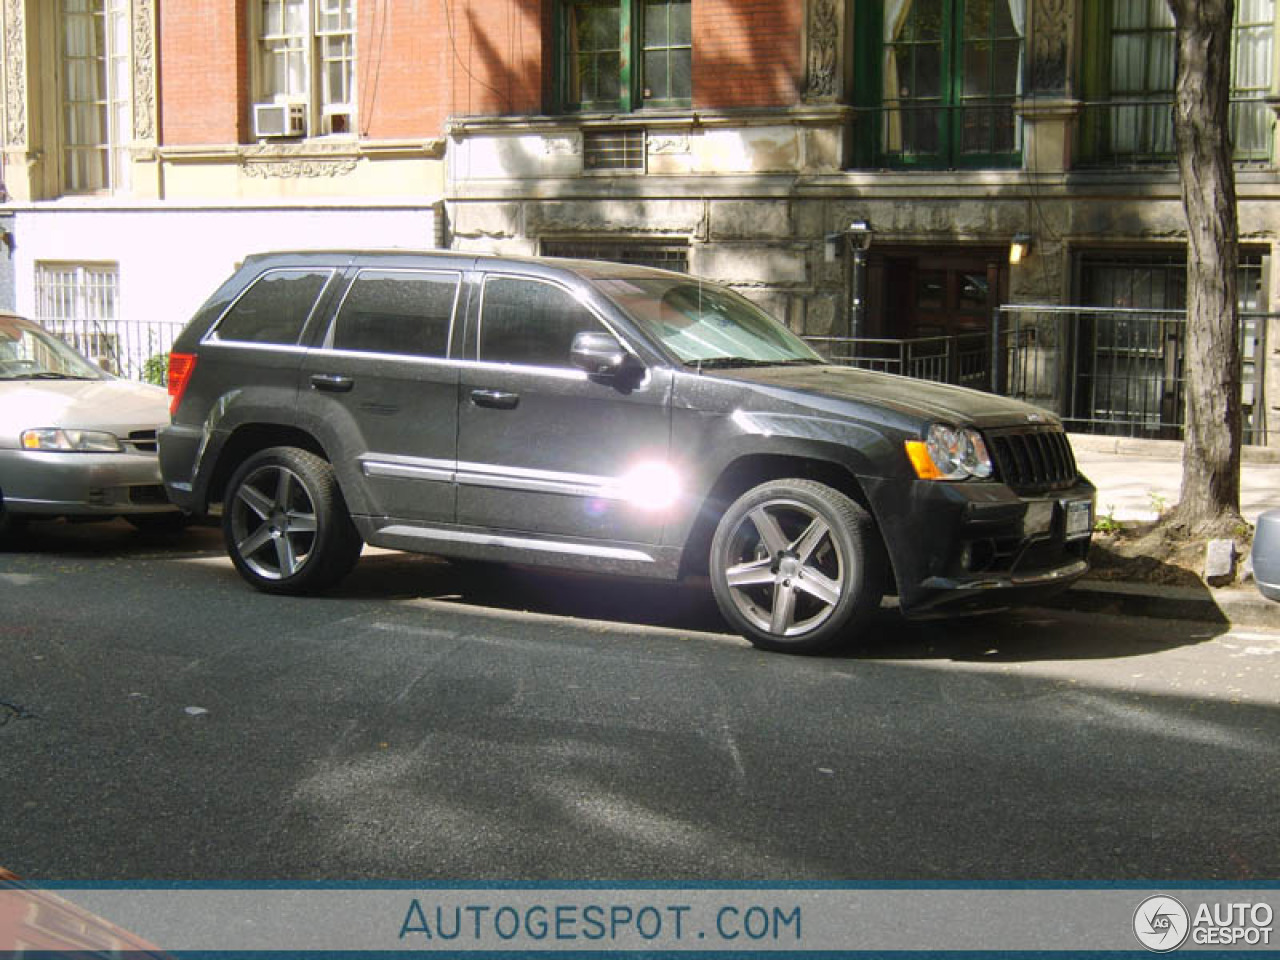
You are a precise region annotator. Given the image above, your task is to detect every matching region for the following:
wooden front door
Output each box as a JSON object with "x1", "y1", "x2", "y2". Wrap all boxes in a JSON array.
[{"x1": 874, "y1": 251, "x2": 1006, "y2": 339}]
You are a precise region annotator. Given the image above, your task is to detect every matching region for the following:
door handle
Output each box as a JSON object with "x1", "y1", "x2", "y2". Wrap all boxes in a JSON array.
[
  {"x1": 310, "y1": 373, "x2": 354, "y2": 393},
  {"x1": 470, "y1": 388, "x2": 520, "y2": 410}
]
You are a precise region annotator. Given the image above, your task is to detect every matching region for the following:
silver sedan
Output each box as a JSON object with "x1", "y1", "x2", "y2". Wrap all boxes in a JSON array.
[{"x1": 0, "y1": 313, "x2": 182, "y2": 539}]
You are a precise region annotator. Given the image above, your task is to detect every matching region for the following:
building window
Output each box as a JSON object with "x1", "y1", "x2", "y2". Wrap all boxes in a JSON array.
[
  {"x1": 560, "y1": 0, "x2": 692, "y2": 112},
  {"x1": 60, "y1": 0, "x2": 131, "y2": 194},
  {"x1": 1079, "y1": 0, "x2": 1275, "y2": 164},
  {"x1": 1073, "y1": 251, "x2": 1267, "y2": 439},
  {"x1": 542, "y1": 238, "x2": 689, "y2": 271},
  {"x1": 34, "y1": 263, "x2": 122, "y2": 372},
  {"x1": 254, "y1": 0, "x2": 356, "y2": 137},
  {"x1": 853, "y1": 0, "x2": 1025, "y2": 169}
]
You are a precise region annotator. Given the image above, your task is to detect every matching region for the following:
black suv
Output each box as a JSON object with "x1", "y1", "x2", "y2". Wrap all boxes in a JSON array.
[{"x1": 160, "y1": 251, "x2": 1094, "y2": 653}]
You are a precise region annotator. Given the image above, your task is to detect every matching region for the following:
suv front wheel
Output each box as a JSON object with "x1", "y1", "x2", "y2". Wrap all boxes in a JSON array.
[
  {"x1": 223, "y1": 446, "x2": 362, "y2": 595},
  {"x1": 709, "y1": 479, "x2": 883, "y2": 654}
]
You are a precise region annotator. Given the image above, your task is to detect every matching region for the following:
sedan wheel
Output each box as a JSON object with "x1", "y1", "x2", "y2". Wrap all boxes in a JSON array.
[
  {"x1": 710, "y1": 479, "x2": 882, "y2": 654},
  {"x1": 223, "y1": 447, "x2": 362, "y2": 594}
]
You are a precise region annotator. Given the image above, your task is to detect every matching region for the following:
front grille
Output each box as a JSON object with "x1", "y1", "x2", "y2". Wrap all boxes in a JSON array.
[
  {"x1": 986, "y1": 427, "x2": 1079, "y2": 494},
  {"x1": 127, "y1": 430, "x2": 158, "y2": 453}
]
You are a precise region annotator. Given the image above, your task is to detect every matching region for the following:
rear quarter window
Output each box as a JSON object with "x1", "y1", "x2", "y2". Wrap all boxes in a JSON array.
[{"x1": 213, "y1": 269, "x2": 334, "y2": 345}]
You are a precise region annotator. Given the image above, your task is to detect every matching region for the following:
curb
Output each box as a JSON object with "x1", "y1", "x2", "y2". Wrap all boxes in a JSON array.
[{"x1": 1045, "y1": 578, "x2": 1278, "y2": 629}]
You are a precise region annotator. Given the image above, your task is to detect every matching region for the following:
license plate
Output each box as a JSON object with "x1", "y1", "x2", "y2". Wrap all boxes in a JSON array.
[{"x1": 1064, "y1": 499, "x2": 1093, "y2": 540}]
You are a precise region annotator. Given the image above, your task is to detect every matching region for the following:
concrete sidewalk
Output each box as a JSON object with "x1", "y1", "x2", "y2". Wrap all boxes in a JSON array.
[
  {"x1": 1069, "y1": 433, "x2": 1280, "y2": 525},
  {"x1": 1060, "y1": 433, "x2": 1279, "y2": 629}
]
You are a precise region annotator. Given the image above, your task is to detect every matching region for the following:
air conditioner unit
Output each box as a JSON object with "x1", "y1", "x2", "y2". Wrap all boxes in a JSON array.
[{"x1": 253, "y1": 102, "x2": 307, "y2": 139}]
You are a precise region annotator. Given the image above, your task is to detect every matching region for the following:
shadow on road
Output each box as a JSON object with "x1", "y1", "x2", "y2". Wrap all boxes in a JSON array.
[
  {"x1": 338, "y1": 550, "x2": 1225, "y2": 664},
  {"x1": 1, "y1": 521, "x2": 1228, "y2": 663}
]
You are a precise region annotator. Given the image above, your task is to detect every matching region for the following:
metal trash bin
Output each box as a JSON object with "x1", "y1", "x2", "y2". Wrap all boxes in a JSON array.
[{"x1": 1252, "y1": 509, "x2": 1280, "y2": 602}]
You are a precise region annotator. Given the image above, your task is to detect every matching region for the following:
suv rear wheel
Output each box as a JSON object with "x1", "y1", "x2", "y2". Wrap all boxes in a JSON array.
[
  {"x1": 223, "y1": 446, "x2": 362, "y2": 595},
  {"x1": 709, "y1": 479, "x2": 883, "y2": 654}
]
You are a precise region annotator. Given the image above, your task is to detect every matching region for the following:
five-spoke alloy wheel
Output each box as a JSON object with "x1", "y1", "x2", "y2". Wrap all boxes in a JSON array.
[
  {"x1": 710, "y1": 479, "x2": 883, "y2": 653},
  {"x1": 223, "y1": 446, "x2": 362, "y2": 594}
]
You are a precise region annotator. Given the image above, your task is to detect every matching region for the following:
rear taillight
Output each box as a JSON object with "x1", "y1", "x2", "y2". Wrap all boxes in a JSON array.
[{"x1": 167, "y1": 352, "x2": 196, "y2": 416}]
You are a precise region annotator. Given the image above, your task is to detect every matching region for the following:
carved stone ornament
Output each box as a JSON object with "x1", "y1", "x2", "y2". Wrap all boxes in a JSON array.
[
  {"x1": 804, "y1": 0, "x2": 841, "y2": 102},
  {"x1": 132, "y1": 0, "x2": 156, "y2": 142},
  {"x1": 543, "y1": 135, "x2": 582, "y2": 156},
  {"x1": 647, "y1": 133, "x2": 690, "y2": 155},
  {"x1": 1031, "y1": 0, "x2": 1069, "y2": 93},
  {"x1": 3, "y1": 0, "x2": 26, "y2": 148},
  {"x1": 241, "y1": 158, "x2": 359, "y2": 179}
]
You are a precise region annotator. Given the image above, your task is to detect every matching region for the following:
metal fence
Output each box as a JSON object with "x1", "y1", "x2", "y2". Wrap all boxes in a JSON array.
[
  {"x1": 40, "y1": 315, "x2": 182, "y2": 384},
  {"x1": 805, "y1": 306, "x2": 1276, "y2": 447}
]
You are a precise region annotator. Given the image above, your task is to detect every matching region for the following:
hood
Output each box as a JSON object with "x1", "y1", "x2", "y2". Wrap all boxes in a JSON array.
[
  {"x1": 0, "y1": 379, "x2": 170, "y2": 448},
  {"x1": 706, "y1": 364, "x2": 1060, "y2": 429}
]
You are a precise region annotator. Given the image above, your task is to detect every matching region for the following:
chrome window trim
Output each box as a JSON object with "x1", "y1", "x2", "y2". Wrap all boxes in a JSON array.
[
  {"x1": 194, "y1": 340, "x2": 311, "y2": 356},
  {"x1": 323, "y1": 267, "x2": 463, "y2": 359}
]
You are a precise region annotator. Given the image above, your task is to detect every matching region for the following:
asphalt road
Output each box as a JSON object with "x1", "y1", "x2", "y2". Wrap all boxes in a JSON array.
[{"x1": 2, "y1": 520, "x2": 1278, "y2": 882}]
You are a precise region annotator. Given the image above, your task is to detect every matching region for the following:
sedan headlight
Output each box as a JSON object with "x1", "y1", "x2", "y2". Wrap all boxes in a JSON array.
[
  {"x1": 905, "y1": 423, "x2": 993, "y2": 481},
  {"x1": 21, "y1": 428, "x2": 123, "y2": 453}
]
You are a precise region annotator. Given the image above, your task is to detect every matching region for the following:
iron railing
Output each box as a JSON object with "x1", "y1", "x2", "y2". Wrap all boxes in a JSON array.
[
  {"x1": 1074, "y1": 97, "x2": 1275, "y2": 167},
  {"x1": 805, "y1": 306, "x2": 1276, "y2": 447},
  {"x1": 42, "y1": 316, "x2": 184, "y2": 385}
]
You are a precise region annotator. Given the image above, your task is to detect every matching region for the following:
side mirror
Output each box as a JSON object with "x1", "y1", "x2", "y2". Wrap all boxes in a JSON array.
[{"x1": 570, "y1": 331, "x2": 638, "y2": 377}]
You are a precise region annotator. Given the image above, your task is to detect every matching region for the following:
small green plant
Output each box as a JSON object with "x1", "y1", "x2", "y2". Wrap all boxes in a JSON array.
[
  {"x1": 1147, "y1": 491, "x2": 1169, "y2": 516},
  {"x1": 1095, "y1": 505, "x2": 1122, "y2": 534},
  {"x1": 142, "y1": 352, "x2": 169, "y2": 387}
]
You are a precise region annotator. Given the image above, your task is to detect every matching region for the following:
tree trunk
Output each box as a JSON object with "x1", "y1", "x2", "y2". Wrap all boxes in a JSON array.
[{"x1": 1166, "y1": 0, "x2": 1245, "y2": 538}]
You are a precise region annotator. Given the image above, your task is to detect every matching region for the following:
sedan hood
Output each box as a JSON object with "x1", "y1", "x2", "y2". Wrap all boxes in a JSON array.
[
  {"x1": 0, "y1": 379, "x2": 170, "y2": 448},
  {"x1": 708, "y1": 363, "x2": 1059, "y2": 429}
]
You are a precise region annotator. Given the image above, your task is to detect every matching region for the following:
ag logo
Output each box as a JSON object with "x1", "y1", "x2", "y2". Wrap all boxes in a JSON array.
[{"x1": 1134, "y1": 895, "x2": 1190, "y2": 952}]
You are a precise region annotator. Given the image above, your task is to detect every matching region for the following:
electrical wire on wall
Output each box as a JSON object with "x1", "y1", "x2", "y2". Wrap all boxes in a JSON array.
[
  {"x1": 359, "y1": 0, "x2": 390, "y2": 137},
  {"x1": 441, "y1": 0, "x2": 514, "y2": 116}
]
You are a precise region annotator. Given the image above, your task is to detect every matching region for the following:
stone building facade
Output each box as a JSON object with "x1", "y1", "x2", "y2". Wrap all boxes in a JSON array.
[{"x1": 1, "y1": 0, "x2": 1277, "y2": 440}]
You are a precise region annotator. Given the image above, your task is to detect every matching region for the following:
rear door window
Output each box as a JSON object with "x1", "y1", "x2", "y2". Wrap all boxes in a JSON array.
[
  {"x1": 214, "y1": 269, "x2": 334, "y2": 345},
  {"x1": 329, "y1": 269, "x2": 460, "y2": 358}
]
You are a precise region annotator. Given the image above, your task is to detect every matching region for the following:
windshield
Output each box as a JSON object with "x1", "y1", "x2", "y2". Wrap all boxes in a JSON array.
[
  {"x1": 592, "y1": 277, "x2": 824, "y2": 367},
  {"x1": 0, "y1": 317, "x2": 105, "y2": 381}
]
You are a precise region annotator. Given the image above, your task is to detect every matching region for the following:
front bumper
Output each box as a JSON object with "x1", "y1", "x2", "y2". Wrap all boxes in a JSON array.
[
  {"x1": 0, "y1": 448, "x2": 178, "y2": 517},
  {"x1": 866, "y1": 474, "x2": 1096, "y2": 616}
]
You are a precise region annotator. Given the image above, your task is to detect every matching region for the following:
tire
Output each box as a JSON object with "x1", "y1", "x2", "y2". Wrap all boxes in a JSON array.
[
  {"x1": 709, "y1": 479, "x2": 883, "y2": 654},
  {"x1": 0, "y1": 493, "x2": 27, "y2": 548},
  {"x1": 222, "y1": 446, "x2": 362, "y2": 595}
]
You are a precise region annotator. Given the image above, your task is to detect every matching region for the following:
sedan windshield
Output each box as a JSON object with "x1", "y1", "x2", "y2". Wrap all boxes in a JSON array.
[
  {"x1": 592, "y1": 276, "x2": 824, "y2": 367},
  {"x1": 0, "y1": 318, "x2": 104, "y2": 381}
]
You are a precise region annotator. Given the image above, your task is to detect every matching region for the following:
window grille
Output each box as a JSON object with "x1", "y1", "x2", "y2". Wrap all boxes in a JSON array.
[
  {"x1": 542, "y1": 239, "x2": 689, "y2": 272},
  {"x1": 583, "y1": 129, "x2": 646, "y2": 171}
]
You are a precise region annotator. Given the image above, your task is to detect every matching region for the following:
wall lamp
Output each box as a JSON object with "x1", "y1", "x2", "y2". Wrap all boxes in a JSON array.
[
  {"x1": 824, "y1": 220, "x2": 874, "y2": 262},
  {"x1": 1009, "y1": 232, "x2": 1033, "y2": 265}
]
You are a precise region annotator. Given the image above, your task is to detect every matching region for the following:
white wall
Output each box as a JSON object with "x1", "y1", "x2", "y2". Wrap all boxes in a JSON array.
[{"x1": 13, "y1": 204, "x2": 438, "y2": 330}]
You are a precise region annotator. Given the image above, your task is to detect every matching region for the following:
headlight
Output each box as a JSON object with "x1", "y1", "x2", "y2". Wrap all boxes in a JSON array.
[
  {"x1": 20, "y1": 428, "x2": 123, "y2": 453},
  {"x1": 905, "y1": 423, "x2": 993, "y2": 481}
]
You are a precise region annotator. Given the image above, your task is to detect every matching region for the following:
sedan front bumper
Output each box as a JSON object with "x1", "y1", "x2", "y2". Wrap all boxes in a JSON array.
[{"x1": 0, "y1": 448, "x2": 178, "y2": 517}]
